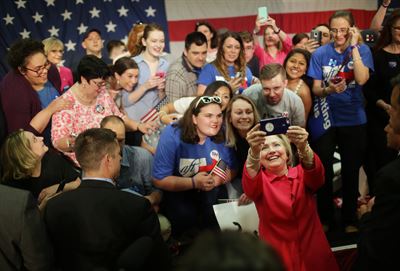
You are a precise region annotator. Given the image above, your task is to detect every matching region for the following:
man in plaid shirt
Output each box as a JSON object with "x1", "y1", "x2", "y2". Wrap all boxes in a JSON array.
[{"x1": 165, "y1": 32, "x2": 208, "y2": 102}]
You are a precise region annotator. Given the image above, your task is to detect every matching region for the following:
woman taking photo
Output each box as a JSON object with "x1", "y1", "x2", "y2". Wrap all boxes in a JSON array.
[
  {"x1": 307, "y1": 10, "x2": 373, "y2": 232},
  {"x1": 152, "y1": 96, "x2": 237, "y2": 238},
  {"x1": 1, "y1": 130, "x2": 80, "y2": 207},
  {"x1": 197, "y1": 31, "x2": 253, "y2": 95},
  {"x1": 243, "y1": 125, "x2": 339, "y2": 271},
  {"x1": 224, "y1": 95, "x2": 259, "y2": 203},
  {"x1": 0, "y1": 39, "x2": 71, "y2": 145},
  {"x1": 283, "y1": 48, "x2": 312, "y2": 120},
  {"x1": 253, "y1": 15, "x2": 292, "y2": 67},
  {"x1": 123, "y1": 23, "x2": 169, "y2": 122}
]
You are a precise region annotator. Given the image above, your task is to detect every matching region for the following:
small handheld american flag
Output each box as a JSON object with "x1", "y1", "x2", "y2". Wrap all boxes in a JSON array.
[
  {"x1": 140, "y1": 96, "x2": 169, "y2": 123},
  {"x1": 211, "y1": 159, "x2": 228, "y2": 182}
]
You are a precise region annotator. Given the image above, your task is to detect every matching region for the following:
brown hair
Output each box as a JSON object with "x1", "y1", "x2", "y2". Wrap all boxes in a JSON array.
[
  {"x1": 74, "y1": 128, "x2": 119, "y2": 171},
  {"x1": 176, "y1": 96, "x2": 224, "y2": 144},
  {"x1": 213, "y1": 31, "x2": 246, "y2": 81},
  {"x1": 260, "y1": 63, "x2": 287, "y2": 81},
  {"x1": 374, "y1": 9, "x2": 400, "y2": 52},
  {"x1": 127, "y1": 23, "x2": 147, "y2": 56},
  {"x1": 136, "y1": 23, "x2": 164, "y2": 55}
]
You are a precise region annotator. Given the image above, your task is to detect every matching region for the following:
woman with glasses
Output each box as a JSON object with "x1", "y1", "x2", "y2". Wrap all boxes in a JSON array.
[
  {"x1": 364, "y1": 9, "x2": 400, "y2": 195},
  {"x1": 197, "y1": 31, "x2": 253, "y2": 95},
  {"x1": 252, "y1": 15, "x2": 292, "y2": 67},
  {"x1": 51, "y1": 55, "x2": 151, "y2": 166},
  {"x1": 43, "y1": 37, "x2": 73, "y2": 92},
  {"x1": 123, "y1": 23, "x2": 169, "y2": 122},
  {"x1": 307, "y1": 10, "x2": 373, "y2": 233},
  {"x1": 152, "y1": 96, "x2": 237, "y2": 239},
  {"x1": 195, "y1": 21, "x2": 218, "y2": 63},
  {"x1": 0, "y1": 38, "x2": 71, "y2": 146}
]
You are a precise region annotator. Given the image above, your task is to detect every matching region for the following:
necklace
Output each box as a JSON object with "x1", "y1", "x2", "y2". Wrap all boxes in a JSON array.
[{"x1": 294, "y1": 80, "x2": 303, "y2": 95}]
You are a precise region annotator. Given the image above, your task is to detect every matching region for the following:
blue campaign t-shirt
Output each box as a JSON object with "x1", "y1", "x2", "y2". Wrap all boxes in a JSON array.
[
  {"x1": 153, "y1": 124, "x2": 237, "y2": 180},
  {"x1": 197, "y1": 63, "x2": 253, "y2": 94},
  {"x1": 307, "y1": 43, "x2": 374, "y2": 127}
]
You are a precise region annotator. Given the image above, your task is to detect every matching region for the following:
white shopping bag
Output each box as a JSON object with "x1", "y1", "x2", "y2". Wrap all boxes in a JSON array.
[{"x1": 213, "y1": 201, "x2": 259, "y2": 234}]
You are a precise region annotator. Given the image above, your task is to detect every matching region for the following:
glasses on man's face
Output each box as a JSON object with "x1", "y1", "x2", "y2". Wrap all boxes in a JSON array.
[
  {"x1": 91, "y1": 79, "x2": 107, "y2": 89},
  {"x1": 330, "y1": 28, "x2": 349, "y2": 35},
  {"x1": 24, "y1": 60, "x2": 51, "y2": 76},
  {"x1": 194, "y1": 96, "x2": 222, "y2": 110}
]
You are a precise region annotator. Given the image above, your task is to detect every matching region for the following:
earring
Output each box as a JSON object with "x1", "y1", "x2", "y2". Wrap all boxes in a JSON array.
[{"x1": 117, "y1": 80, "x2": 120, "y2": 86}]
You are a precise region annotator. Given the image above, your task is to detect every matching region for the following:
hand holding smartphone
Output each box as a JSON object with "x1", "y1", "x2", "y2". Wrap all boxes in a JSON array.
[
  {"x1": 259, "y1": 116, "x2": 290, "y2": 135},
  {"x1": 155, "y1": 71, "x2": 166, "y2": 78},
  {"x1": 258, "y1": 6, "x2": 268, "y2": 23},
  {"x1": 330, "y1": 76, "x2": 344, "y2": 85},
  {"x1": 310, "y1": 30, "x2": 322, "y2": 45}
]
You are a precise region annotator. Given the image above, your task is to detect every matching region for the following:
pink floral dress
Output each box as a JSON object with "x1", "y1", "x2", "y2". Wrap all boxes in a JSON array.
[{"x1": 51, "y1": 88, "x2": 123, "y2": 164}]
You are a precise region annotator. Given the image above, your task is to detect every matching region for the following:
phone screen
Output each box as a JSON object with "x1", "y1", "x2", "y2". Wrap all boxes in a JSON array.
[{"x1": 258, "y1": 7, "x2": 268, "y2": 22}]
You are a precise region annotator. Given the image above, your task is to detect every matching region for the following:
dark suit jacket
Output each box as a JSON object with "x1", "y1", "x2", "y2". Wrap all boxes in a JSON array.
[
  {"x1": 354, "y1": 157, "x2": 400, "y2": 270},
  {"x1": 44, "y1": 179, "x2": 168, "y2": 270},
  {"x1": 0, "y1": 185, "x2": 52, "y2": 271}
]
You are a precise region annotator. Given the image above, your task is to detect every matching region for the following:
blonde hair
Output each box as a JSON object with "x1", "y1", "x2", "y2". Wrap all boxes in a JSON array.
[
  {"x1": 0, "y1": 130, "x2": 39, "y2": 181},
  {"x1": 42, "y1": 37, "x2": 64, "y2": 55},
  {"x1": 266, "y1": 134, "x2": 294, "y2": 167},
  {"x1": 225, "y1": 95, "x2": 260, "y2": 148}
]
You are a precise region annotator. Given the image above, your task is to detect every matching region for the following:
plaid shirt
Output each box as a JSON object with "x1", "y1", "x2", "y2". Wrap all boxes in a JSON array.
[{"x1": 165, "y1": 55, "x2": 199, "y2": 102}]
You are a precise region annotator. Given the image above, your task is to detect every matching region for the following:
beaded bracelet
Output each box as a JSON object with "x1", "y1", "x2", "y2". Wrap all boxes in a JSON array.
[
  {"x1": 191, "y1": 177, "x2": 196, "y2": 189},
  {"x1": 297, "y1": 143, "x2": 314, "y2": 164}
]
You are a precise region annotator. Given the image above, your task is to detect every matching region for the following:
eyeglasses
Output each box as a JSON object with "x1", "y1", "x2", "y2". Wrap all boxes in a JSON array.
[
  {"x1": 194, "y1": 96, "x2": 222, "y2": 110},
  {"x1": 91, "y1": 79, "x2": 107, "y2": 89},
  {"x1": 24, "y1": 61, "x2": 51, "y2": 76},
  {"x1": 330, "y1": 28, "x2": 349, "y2": 35}
]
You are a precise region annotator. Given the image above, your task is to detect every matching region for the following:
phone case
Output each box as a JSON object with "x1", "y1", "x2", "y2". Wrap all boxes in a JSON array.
[
  {"x1": 260, "y1": 116, "x2": 290, "y2": 135},
  {"x1": 310, "y1": 30, "x2": 322, "y2": 44},
  {"x1": 258, "y1": 7, "x2": 268, "y2": 22}
]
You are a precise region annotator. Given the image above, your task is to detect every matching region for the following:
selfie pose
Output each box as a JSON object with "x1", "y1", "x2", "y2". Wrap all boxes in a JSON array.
[
  {"x1": 243, "y1": 125, "x2": 339, "y2": 271},
  {"x1": 307, "y1": 11, "x2": 373, "y2": 232}
]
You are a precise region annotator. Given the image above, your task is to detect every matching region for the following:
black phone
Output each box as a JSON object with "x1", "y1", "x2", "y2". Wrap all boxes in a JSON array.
[
  {"x1": 310, "y1": 30, "x2": 322, "y2": 45},
  {"x1": 259, "y1": 116, "x2": 290, "y2": 135}
]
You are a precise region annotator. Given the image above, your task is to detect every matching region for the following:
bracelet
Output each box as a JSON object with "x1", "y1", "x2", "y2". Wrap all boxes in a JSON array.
[
  {"x1": 191, "y1": 177, "x2": 196, "y2": 189},
  {"x1": 248, "y1": 149, "x2": 260, "y2": 161},
  {"x1": 297, "y1": 143, "x2": 314, "y2": 164},
  {"x1": 274, "y1": 28, "x2": 281, "y2": 34},
  {"x1": 382, "y1": 3, "x2": 389, "y2": 8},
  {"x1": 350, "y1": 44, "x2": 360, "y2": 51}
]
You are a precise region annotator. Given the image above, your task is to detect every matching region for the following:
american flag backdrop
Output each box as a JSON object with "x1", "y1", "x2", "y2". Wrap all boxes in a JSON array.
[
  {"x1": 0, "y1": 0, "x2": 169, "y2": 79},
  {"x1": 0, "y1": 0, "x2": 393, "y2": 80}
]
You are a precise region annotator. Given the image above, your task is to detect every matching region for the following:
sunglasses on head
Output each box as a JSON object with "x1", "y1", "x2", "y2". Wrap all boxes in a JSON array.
[{"x1": 194, "y1": 96, "x2": 222, "y2": 110}]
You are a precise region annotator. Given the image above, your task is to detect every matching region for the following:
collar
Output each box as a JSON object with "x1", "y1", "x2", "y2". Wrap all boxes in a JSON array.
[
  {"x1": 81, "y1": 177, "x2": 115, "y2": 186},
  {"x1": 265, "y1": 166, "x2": 298, "y2": 183},
  {"x1": 181, "y1": 54, "x2": 202, "y2": 76},
  {"x1": 134, "y1": 54, "x2": 169, "y2": 69}
]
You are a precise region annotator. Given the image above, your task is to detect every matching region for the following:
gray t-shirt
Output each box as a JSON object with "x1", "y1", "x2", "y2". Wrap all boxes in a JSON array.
[{"x1": 243, "y1": 83, "x2": 305, "y2": 127}]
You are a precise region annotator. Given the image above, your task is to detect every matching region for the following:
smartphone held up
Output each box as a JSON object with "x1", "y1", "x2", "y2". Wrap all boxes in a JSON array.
[
  {"x1": 259, "y1": 116, "x2": 290, "y2": 135},
  {"x1": 258, "y1": 6, "x2": 268, "y2": 23}
]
